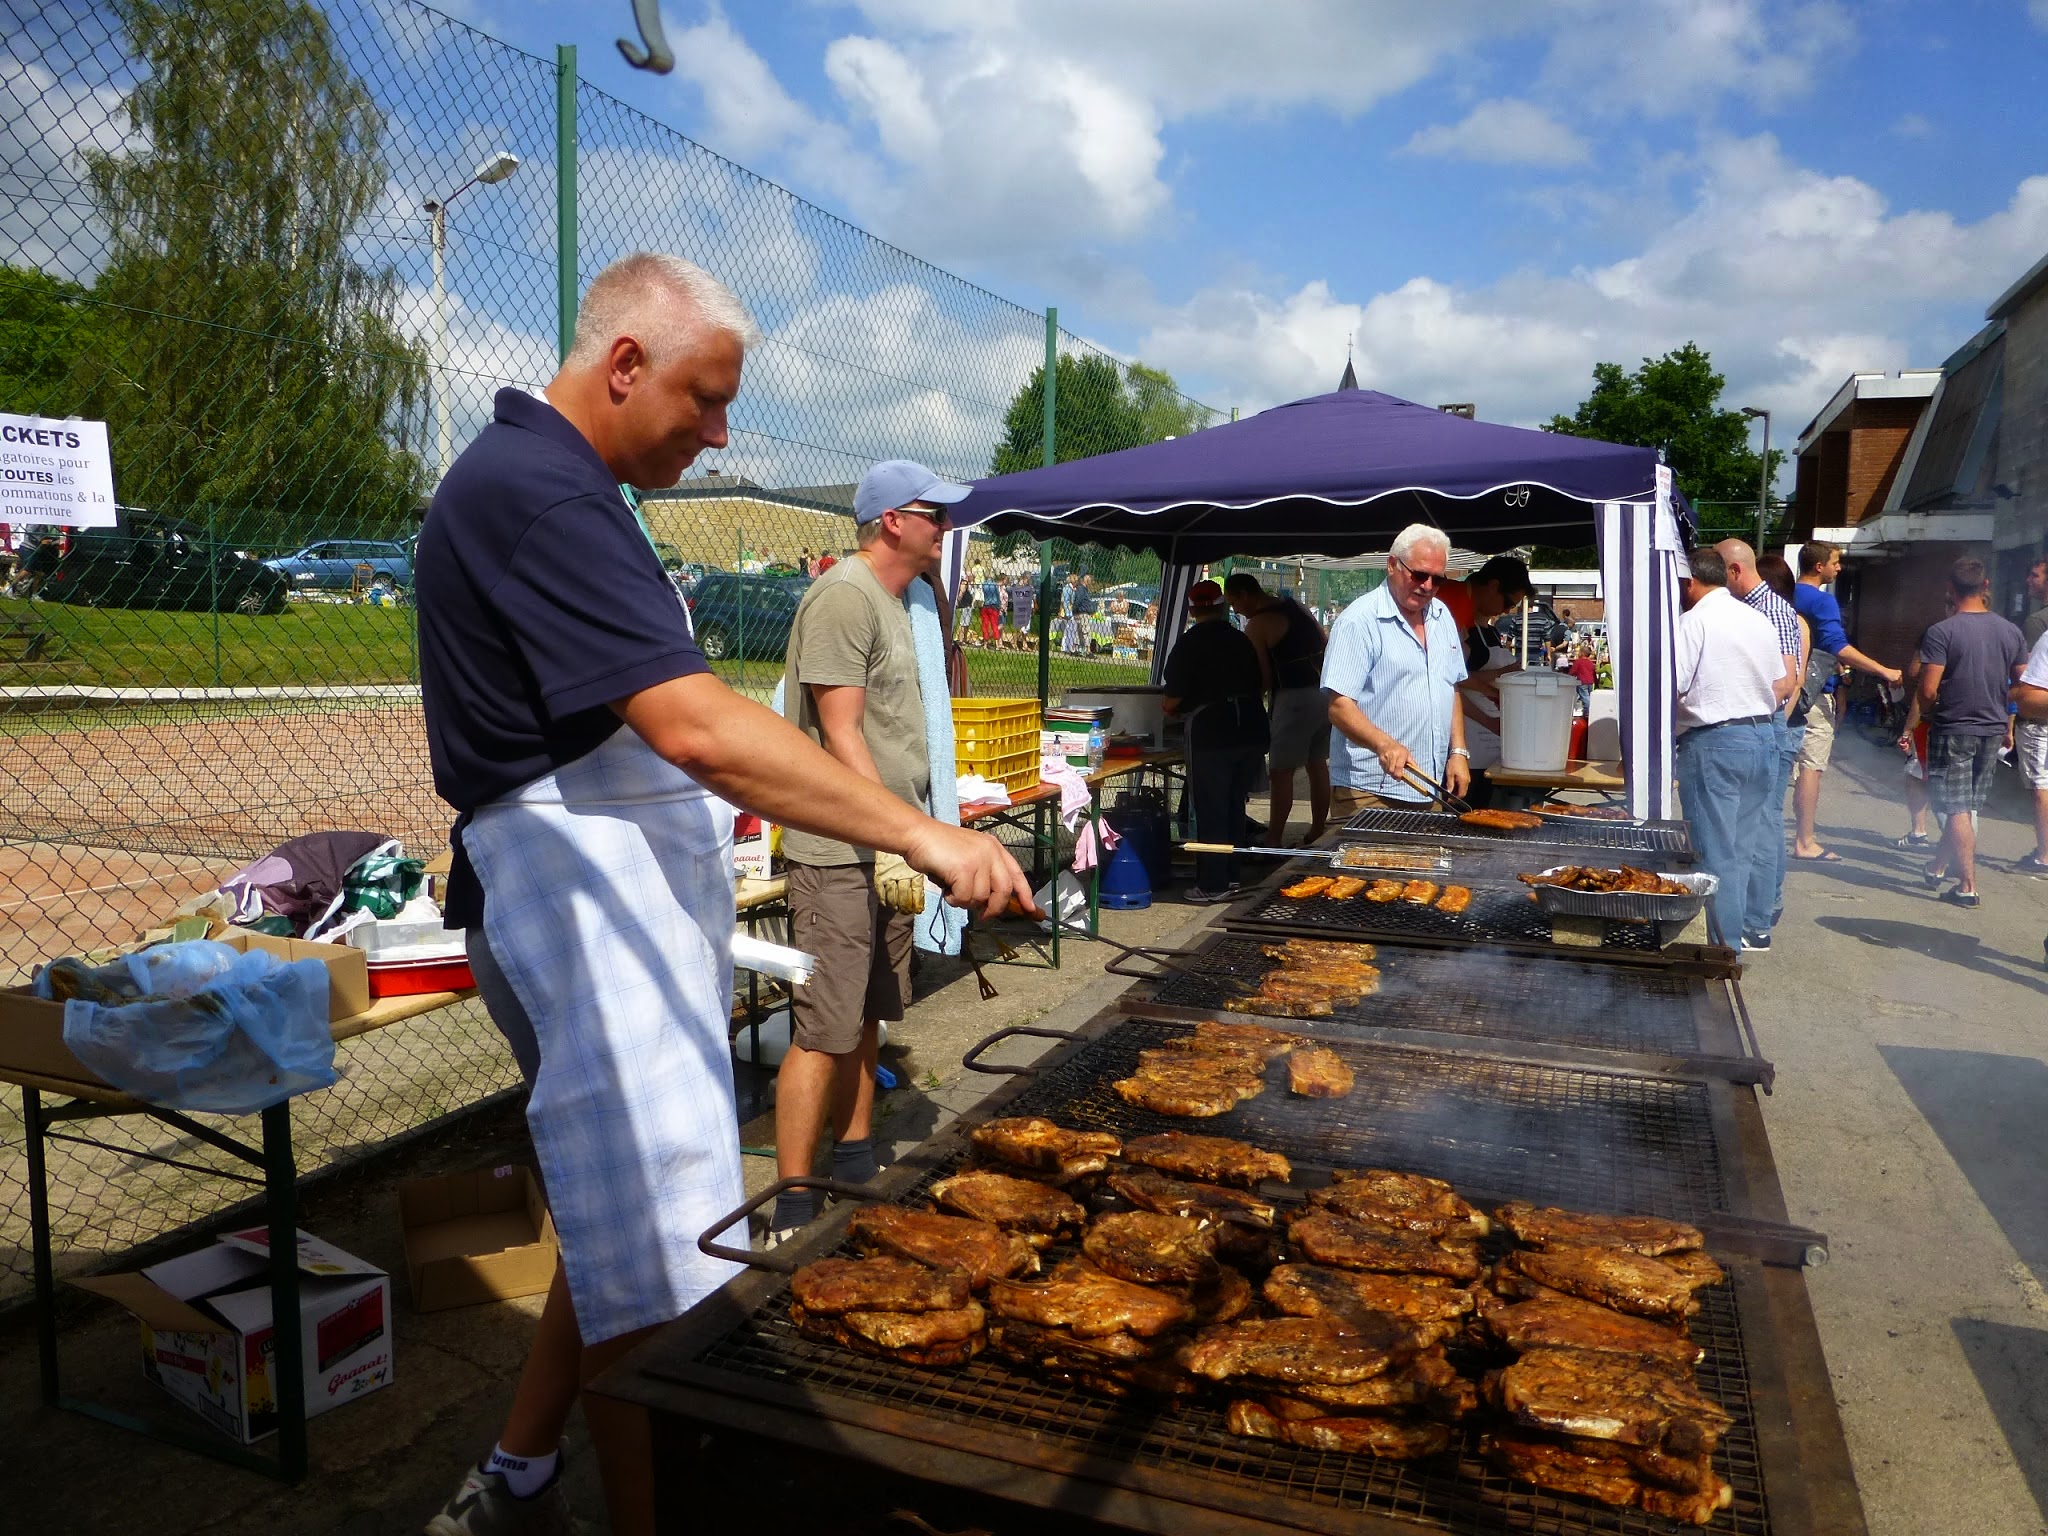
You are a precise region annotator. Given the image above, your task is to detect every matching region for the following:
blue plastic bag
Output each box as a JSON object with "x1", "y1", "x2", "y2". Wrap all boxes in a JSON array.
[{"x1": 59, "y1": 941, "x2": 336, "y2": 1113}]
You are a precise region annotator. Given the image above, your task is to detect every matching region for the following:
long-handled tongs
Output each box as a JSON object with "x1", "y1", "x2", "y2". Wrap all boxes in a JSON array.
[{"x1": 1396, "y1": 761, "x2": 1473, "y2": 814}]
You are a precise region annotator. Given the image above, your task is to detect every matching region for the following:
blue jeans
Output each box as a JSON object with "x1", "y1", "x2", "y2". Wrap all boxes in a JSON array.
[
  {"x1": 1677, "y1": 721, "x2": 1776, "y2": 947},
  {"x1": 1743, "y1": 719, "x2": 1804, "y2": 939}
]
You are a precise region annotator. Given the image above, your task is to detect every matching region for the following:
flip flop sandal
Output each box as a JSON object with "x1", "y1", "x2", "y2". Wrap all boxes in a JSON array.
[{"x1": 1791, "y1": 849, "x2": 1843, "y2": 862}]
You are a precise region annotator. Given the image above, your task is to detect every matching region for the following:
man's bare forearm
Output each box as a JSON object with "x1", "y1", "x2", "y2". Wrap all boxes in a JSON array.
[{"x1": 1841, "y1": 643, "x2": 1896, "y2": 679}]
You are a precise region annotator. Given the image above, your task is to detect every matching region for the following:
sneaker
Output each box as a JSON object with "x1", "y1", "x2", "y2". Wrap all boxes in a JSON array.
[
  {"x1": 762, "y1": 1224, "x2": 805, "y2": 1250},
  {"x1": 426, "y1": 1461, "x2": 574, "y2": 1536},
  {"x1": 1892, "y1": 832, "x2": 1933, "y2": 849},
  {"x1": 2015, "y1": 854, "x2": 2048, "y2": 876},
  {"x1": 1185, "y1": 884, "x2": 1240, "y2": 906},
  {"x1": 1740, "y1": 934, "x2": 1771, "y2": 953},
  {"x1": 1940, "y1": 887, "x2": 1981, "y2": 909}
]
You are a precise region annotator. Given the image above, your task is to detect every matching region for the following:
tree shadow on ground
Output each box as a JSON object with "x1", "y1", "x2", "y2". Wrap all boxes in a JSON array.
[{"x1": 1815, "y1": 916, "x2": 2048, "y2": 996}]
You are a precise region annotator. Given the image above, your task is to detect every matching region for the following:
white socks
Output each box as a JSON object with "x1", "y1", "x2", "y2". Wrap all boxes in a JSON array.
[{"x1": 486, "y1": 1443, "x2": 560, "y2": 1498}]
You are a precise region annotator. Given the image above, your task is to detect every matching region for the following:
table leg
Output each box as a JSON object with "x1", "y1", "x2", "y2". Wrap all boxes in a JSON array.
[
  {"x1": 262, "y1": 1102, "x2": 308, "y2": 1482},
  {"x1": 23, "y1": 1087, "x2": 57, "y2": 1407},
  {"x1": 1086, "y1": 789, "x2": 1102, "y2": 935}
]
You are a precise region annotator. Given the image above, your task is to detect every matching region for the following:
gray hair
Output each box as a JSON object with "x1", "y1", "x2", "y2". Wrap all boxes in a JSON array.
[
  {"x1": 565, "y1": 252, "x2": 762, "y2": 369},
  {"x1": 1390, "y1": 523, "x2": 1450, "y2": 565}
]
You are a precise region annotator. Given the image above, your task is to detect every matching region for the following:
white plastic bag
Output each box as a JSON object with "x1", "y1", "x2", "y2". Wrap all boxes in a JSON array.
[
  {"x1": 1032, "y1": 872, "x2": 1087, "y2": 930},
  {"x1": 59, "y1": 941, "x2": 336, "y2": 1113}
]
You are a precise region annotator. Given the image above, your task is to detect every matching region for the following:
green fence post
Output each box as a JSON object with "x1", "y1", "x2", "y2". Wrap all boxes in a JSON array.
[
  {"x1": 1035, "y1": 308, "x2": 1057, "y2": 710},
  {"x1": 210, "y1": 507, "x2": 222, "y2": 688},
  {"x1": 556, "y1": 45, "x2": 577, "y2": 362}
]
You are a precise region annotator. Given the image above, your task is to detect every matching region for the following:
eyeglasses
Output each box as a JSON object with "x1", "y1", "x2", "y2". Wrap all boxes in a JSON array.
[
  {"x1": 898, "y1": 504, "x2": 950, "y2": 528},
  {"x1": 1393, "y1": 556, "x2": 1446, "y2": 586}
]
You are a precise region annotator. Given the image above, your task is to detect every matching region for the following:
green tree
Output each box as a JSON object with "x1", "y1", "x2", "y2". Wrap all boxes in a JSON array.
[
  {"x1": 1543, "y1": 343, "x2": 1782, "y2": 507},
  {"x1": 0, "y1": 267, "x2": 114, "y2": 412},
  {"x1": 990, "y1": 353, "x2": 1208, "y2": 476},
  {"x1": 81, "y1": 0, "x2": 428, "y2": 547}
]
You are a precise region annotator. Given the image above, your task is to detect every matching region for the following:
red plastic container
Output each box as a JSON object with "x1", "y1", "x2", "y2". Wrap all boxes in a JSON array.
[{"x1": 366, "y1": 954, "x2": 475, "y2": 998}]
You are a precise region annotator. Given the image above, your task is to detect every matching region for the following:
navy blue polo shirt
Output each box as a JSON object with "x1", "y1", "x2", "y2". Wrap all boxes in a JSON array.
[{"x1": 417, "y1": 388, "x2": 709, "y2": 926}]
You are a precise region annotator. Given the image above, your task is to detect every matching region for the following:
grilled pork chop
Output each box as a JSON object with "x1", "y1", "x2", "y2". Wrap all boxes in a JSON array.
[
  {"x1": 1262, "y1": 1264, "x2": 1475, "y2": 1339},
  {"x1": 990, "y1": 1321, "x2": 1196, "y2": 1397},
  {"x1": 1310, "y1": 1168, "x2": 1490, "y2": 1238},
  {"x1": 1493, "y1": 1202, "x2": 1703, "y2": 1257},
  {"x1": 1190, "y1": 1265, "x2": 1255, "y2": 1324},
  {"x1": 1105, "y1": 1168, "x2": 1276, "y2": 1229},
  {"x1": 1486, "y1": 1295, "x2": 1703, "y2": 1365},
  {"x1": 1123, "y1": 1132, "x2": 1291, "y2": 1189},
  {"x1": 1482, "y1": 1431, "x2": 1733, "y2": 1525},
  {"x1": 1223, "y1": 993, "x2": 1336, "y2": 1020},
  {"x1": 929, "y1": 1171, "x2": 1086, "y2": 1240},
  {"x1": 1505, "y1": 1246, "x2": 1696, "y2": 1320},
  {"x1": 1255, "y1": 1351, "x2": 1463, "y2": 1412},
  {"x1": 1113, "y1": 1069, "x2": 1263, "y2": 1118},
  {"x1": 1179, "y1": 1316, "x2": 1420, "y2": 1386},
  {"x1": 846, "y1": 1205, "x2": 1038, "y2": 1288},
  {"x1": 986, "y1": 1258, "x2": 1194, "y2": 1338},
  {"x1": 789, "y1": 1300, "x2": 986, "y2": 1366},
  {"x1": 1660, "y1": 1248, "x2": 1727, "y2": 1289},
  {"x1": 1490, "y1": 1345, "x2": 1733, "y2": 1454},
  {"x1": 1288, "y1": 1212, "x2": 1483, "y2": 1280},
  {"x1": 1161, "y1": 1020, "x2": 1298, "y2": 1061},
  {"x1": 968, "y1": 1118, "x2": 1122, "y2": 1181},
  {"x1": 789, "y1": 1256, "x2": 972, "y2": 1316},
  {"x1": 1288, "y1": 1045, "x2": 1355, "y2": 1098},
  {"x1": 1225, "y1": 1400, "x2": 1452, "y2": 1458},
  {"x1": 1083, "y1": 1211, "x2": 1219, "y2": 1285}
]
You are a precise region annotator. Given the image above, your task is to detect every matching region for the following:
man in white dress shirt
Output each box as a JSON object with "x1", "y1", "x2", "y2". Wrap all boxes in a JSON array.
[{"x1": 1674, "y1": 546, "x2": 1784, "y2": 948}]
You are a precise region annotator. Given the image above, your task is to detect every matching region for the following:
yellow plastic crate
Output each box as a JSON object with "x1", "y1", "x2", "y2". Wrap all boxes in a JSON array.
[
  {"x1": 957, "y1": 742, "x2": 1041, "y2": 795},
  {"x1": 951, "y1": 697, "x2": 1040, "y2": 751}
]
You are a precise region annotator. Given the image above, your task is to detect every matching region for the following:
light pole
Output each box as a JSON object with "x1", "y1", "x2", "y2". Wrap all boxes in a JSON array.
[
  {"x1": 1740, "y1": 406, "x2": 1771, "y2": 550},
  {"x1": 426, "y1": 151, "x2": 521, "y2": 482}
]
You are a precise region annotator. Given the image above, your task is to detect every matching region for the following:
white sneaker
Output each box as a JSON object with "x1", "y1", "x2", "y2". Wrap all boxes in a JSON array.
[{"x1": 425, "y1": 1461, "x2": 575, "y2": 1536}]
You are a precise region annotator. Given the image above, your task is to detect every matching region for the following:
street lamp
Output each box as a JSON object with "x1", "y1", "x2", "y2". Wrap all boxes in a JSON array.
[
  {"x1": 1740, "y1": 406, "x2": 1771, "y2": 551},
  {"x1": 426, "y1": 151, "x2": 521, "y2": 482}
]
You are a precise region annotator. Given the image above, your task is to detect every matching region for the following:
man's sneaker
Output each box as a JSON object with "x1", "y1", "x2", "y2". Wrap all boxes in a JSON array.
[
  {"x1": 1185, "y1": 884, "x2": 1240, "y2": 906},
  {"x1": 425, "y1": 1461, "x2": 574, "y2": 1536},
  {"x1": 2015, "y1": 854, "x2": 2048, "y2": 876},
  {"x1": 1740, "y1": 934, "x2": 1771, "y2": 953}
]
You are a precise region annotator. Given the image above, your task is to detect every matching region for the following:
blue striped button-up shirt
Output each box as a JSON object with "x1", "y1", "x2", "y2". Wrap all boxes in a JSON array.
[{"x1": 1322, "y1": 583, "x2": 1468, "y2": 799}]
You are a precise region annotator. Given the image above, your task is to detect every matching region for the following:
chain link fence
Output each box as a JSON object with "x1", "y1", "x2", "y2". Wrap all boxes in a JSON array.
[{"x1": 0, "y1": 0, "x2": 1219, "y2": 1305}]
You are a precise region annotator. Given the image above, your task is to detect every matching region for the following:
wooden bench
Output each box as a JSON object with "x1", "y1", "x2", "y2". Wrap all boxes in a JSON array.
[{"x1": 2, "y1": 615, "x2": 54, "y2": 661}]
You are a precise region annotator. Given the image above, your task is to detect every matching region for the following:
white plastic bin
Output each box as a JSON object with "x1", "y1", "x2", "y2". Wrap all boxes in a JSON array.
[{"x1": 1497, "y1": 670, "x2": 1573, "y2": 773}]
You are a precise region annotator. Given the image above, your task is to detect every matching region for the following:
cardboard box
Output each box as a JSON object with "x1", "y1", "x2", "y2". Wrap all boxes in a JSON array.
[
  {"x1": 399, "y1": 1165, "x2": 559, "y2": 1312},
  {"x1": 0, "y1": 931, "x2": 370, "y2": 1087},
  {"x1": 73, "y1": 1228, "x2": 393, "y2": 1443}
]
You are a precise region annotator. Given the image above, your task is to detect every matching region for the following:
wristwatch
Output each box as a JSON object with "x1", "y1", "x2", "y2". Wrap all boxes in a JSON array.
[{"x1": 1449, "y1": 747, "x2": 1471, "y2": 758}]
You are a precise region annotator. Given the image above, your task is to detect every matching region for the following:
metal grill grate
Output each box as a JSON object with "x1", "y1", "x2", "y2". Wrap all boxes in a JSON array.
[
  {"x1": 1002, "y1": 1017, "x2": 1734, "y2": 1221},
  {"x1": 688, "y1": 1131, "x2": 1770, "y2": 1536},
  {"x1": 1144, "y1": 936, "x2": 1711, "y2": 1058},
  {"x1": 1236, "y1": 884, "x2": 1668, "y2": 954},
  {"x1": 1343, "y1": 808, "x2": 1694, "y2": 858}
]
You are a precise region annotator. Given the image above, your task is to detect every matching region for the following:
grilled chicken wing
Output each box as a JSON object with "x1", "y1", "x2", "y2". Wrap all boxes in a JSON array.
[
  {"x1": 1489, "y1": 1345, "x2": 1733, "y2": 1454},
  {"x1": 1493, "y1": 1202, "x2": 1703, "y2": 1257},
  {"x1": 985, "y1": 1257, "x2": 1195, "y2": 1337},
  {"x1": 1225, "y1": 1399, "x2": 1453, "y2": 1458},
  {"x1": 1123, "y1": 1133, "x2": 1291, "y2": 1189},
  {"x1": 846, "y1": 1205, "x2": 1039, "y2": 1288},
  {"x1": 789, "y1": 1256, "x2": 972, "y2": 1316},
  {"x1": 929, "y1": 1171, "x2": 1086, "y2": 1240},
  {"x1": 967, "y1": 1118, "x2": 1122, "y2": 1181},
  {"x1": 1082, "y1": 1211, "x2": 1219, "y2": 1285},
  {"x1": 1288, "y1": 1212, "x2": 1483, "y2": 1281}
]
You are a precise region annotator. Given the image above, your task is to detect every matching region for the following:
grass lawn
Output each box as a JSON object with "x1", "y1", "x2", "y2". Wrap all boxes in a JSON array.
[{"x1": 0, "y1": 595, "x2": 1146, "y2": 700}]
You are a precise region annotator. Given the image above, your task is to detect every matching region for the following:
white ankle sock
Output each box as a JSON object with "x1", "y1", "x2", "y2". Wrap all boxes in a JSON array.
[{"x1": 486, "y1": 1443, "x2": 559, "y2": 1497}]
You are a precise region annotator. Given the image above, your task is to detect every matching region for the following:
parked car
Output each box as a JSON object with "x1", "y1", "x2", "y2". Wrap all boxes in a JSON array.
[
  {"x1": 263, "y1": 538, "x2": 412, "y2": 591},
  {"x1": 36, "y1": 512, "x2": 289, "y2": 615},
  {"x1": 687, "y1": 572, "x2": 810, "y2": 661}
]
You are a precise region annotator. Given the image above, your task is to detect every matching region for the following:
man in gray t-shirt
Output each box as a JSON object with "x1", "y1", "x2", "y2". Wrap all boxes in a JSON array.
[
  {"x1": 771, "y1": 459, "x2": 969, "y2": 1241},
  {"x1": 1918, "y1": 556, "x2": 2028, "y2": 906}
]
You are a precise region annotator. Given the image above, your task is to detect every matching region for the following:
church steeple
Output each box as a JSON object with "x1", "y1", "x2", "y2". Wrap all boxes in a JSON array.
[{"x1": 1338, "y1": 335, "x2": 1358, "y2": 391}]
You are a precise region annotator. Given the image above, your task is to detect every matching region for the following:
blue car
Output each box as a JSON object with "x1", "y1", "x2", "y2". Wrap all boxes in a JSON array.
[{"x1": 264, "y1": 539, "x2": 412, "y2": 591}]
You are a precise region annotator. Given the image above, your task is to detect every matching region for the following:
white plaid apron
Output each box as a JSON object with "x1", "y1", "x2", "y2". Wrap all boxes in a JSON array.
[{"x1": 462, "y1": 726, "x2": 743, "y2": 1342}]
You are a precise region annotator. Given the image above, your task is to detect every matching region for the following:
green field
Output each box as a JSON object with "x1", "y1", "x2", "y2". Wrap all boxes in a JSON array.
[{"x1": 0, "y1": 596, "x2": 1148, "y2": 699}]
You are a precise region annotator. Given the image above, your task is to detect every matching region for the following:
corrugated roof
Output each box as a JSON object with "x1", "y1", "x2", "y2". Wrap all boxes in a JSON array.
[{"x1": 1897, "y1": 331, "x2": 2002, "y2": 512}]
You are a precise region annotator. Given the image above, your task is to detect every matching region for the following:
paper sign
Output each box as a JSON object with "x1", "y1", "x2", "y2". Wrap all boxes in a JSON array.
[{"x1": 0, "y1": 413, "x2": 117, "y2": 529}]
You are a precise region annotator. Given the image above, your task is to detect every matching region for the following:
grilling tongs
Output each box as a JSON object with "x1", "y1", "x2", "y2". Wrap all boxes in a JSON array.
[{"x1": 1393, "y1": 760, "x2": 1472, "y2": 814}]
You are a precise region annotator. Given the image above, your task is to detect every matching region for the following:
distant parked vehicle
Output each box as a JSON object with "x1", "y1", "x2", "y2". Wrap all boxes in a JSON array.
[
  {"x1": 688, "y1": 572, "x2": 810, "y2": 661},
  {"x1": 36, "y1": 512, "x2": 289, "y2": 615},
  {"x1": 264, "y1": 539, "x2": 412, "y2": 591}
]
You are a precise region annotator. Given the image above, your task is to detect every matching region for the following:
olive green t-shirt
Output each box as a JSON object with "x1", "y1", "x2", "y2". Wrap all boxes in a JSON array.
[{"x1": 780, "y1": 554, "x2": 930, "y2": 867}]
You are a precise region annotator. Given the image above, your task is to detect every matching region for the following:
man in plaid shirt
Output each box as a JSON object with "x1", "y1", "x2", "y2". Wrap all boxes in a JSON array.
[{"x1": 1718, "y1": 540, "x2": 1802, "y2": 951}]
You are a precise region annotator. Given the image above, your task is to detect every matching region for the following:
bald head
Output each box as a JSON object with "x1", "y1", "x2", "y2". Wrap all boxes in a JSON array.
[{"x1": 1715, "y1": 538, "x2": 1760, "y2": 598}]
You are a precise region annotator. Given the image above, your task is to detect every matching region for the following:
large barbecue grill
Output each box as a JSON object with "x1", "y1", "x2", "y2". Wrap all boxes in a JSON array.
[
  {"x1": 611, "y1": 1011, "x2": 1855, "y2": 1535},
  {"x1": 1342, "y1": 805, "x2": 1696, "y2": 860},
  {"x1": 1122, "y1": 933, "x2": 1770, "y2": 1086}
]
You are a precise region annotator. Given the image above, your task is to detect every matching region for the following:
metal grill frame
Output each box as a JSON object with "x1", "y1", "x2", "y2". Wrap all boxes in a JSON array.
[
  {"x1": 610, "y1": 1012, "x2": 1861, "y2": 1536},
  {"x1": 1119, "y1": 930, "x2": 1771, "y2": 1087},
  {"x1": 1340, "y1": 807, "x2": 1697, "y2": 860}
]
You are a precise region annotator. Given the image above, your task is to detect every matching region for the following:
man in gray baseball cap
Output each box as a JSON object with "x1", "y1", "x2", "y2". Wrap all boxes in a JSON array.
[{"x1": 770, "y1": 458, "x2": 971, "y2": 1243}]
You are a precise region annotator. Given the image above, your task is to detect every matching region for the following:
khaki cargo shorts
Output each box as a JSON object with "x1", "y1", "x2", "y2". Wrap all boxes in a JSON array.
[
  {"x1": 1796, "y1": 693, "x2": 1836, "y2": 773},
  {"x1": 787, "y1": 860, "x2": 914, "y2": 1054}
]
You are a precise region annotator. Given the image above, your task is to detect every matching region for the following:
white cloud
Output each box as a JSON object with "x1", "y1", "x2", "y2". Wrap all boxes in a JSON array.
[
  {"x1": 1540, "y1": 0, "x2": 1854, "y2": 118},
  {"x1": 1138, "y1": 140, "x2": 2048, "y2": 437},
  {"x1": 2032, "y1": 0, "x2": 2048, "y2": 31},
  {"x1": 1891, "y1": 113, "x2": 1933, "y2": 140},
  {"x1": 1403, "y1": 99, "x2": 1590, "y2": 168}
]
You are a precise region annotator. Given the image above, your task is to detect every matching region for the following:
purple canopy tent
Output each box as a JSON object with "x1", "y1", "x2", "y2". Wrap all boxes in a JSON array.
[{"x1": 951, "y1": 389, "x2": 1687, "y2": 818}]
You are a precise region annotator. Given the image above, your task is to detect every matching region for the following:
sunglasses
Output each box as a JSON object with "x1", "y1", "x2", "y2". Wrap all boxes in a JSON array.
[
  {"x1": 898, "y1": 504, "x2": 950, "y2": 528},
  {"x1": 1393, "y1": 556, "x2": 1447, "y2": 586}
]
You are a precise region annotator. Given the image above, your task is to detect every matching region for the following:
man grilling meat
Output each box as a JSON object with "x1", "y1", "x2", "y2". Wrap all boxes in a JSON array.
[{"x1": 1324, "y1": 523, "x2": 1471, "y2": 812}]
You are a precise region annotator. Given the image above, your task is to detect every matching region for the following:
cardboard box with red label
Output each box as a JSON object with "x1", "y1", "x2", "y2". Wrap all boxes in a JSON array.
[{"x1": 74, "y1": 1227, "x2": 392, "y2": 1443}]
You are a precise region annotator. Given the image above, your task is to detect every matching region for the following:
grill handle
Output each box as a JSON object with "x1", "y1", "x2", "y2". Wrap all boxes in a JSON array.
[
  {"x1": 697, "y1": 1175, "x2": 879, "y2": 1274},
  {"x1": 1053, "y1": 922, "x2": 1204, "y2": 981},
  {"x1": 1728, "y1": 977, "x2": 1773, "y2": 1093},
  {"x1": 960, "y1": 1024, "x2": 1079, "y2": 1076}
]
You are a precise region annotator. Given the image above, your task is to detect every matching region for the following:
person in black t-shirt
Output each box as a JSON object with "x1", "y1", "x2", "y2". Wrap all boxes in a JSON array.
[{"x1": 1163, "y1": 580, "x2": 1270, "y2": 902}]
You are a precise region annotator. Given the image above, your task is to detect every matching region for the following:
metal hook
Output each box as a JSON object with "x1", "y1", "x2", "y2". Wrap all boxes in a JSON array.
[{"x1": 617, "y1": 0, "x2": 675, "y2": 72}]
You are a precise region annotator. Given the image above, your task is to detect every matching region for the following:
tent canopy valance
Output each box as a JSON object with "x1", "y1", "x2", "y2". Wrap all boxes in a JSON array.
[{"x1": 951, "y1": 388, "x2": 1665, "y2": 558}]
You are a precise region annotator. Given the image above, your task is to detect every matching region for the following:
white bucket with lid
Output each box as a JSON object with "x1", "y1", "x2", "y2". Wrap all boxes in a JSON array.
[{"x1": 1497, "y1": 670, "x2": 1573, "y2": 773}]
